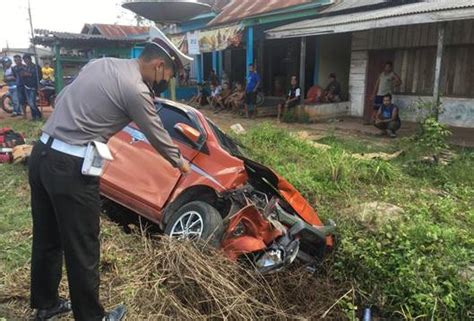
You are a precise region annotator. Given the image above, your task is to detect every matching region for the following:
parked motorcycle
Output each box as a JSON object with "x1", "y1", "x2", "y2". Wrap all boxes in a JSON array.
[
  {"x1": 38, "y1": 79, "x2": 56, "y2": 108},
  {"x1": 0, "y1": 84, "x2": 13, "y2": 114}
]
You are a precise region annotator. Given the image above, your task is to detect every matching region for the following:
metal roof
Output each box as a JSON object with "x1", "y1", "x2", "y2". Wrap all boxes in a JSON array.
[
  {"x1": 33, "y1": 29, "x2": 144, "y2": 48},
  {"x1": 208, "y1": 0, "x2": 314, "y2": 26},
  {"x1": 321, "y1": 0, "x2": 386, "y2": 13},
  {"x1": 88, "y1": 24, "x2": 150, "y2": 38},
  {"x1": 267, "y1": 0, "x2": 474, "y2": 39}
]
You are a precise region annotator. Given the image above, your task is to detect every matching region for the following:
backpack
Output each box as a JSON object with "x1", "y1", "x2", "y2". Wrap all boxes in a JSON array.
[
  {"x1": 0, "y1": 128, "x2": 25, "y2": 163},
  {"x1": 0, "y1": 128, "x2": 25, "y2": 147}
]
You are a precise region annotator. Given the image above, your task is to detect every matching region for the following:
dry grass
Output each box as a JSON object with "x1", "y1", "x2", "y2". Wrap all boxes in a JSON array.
[{"x1": 0, "y1": 218, "x2": 348, "y2": 320}]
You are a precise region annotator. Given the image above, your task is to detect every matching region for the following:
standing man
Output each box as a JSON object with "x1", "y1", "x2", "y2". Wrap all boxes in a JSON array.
[
  {"x1": 374, "y1": 93, "x2": 401, "y2": 138},
  {"x1": 244, "y1": 64, "x2": 261, "y2": 119},
  {"x1": 1, "y1": 57, "x2": 21, "y2": 116},
  {"x1": 371, "y1": 61, "x2": 401, "y2": 122},
  {"x1": 277, "y1": 75, "x2": 301, "y2": 122},
  {"x1": 12, "y1": 55, "x2": 26, "y2": 117},
  {"x1": 21, "y1": 54, "x2": 43, "y2": 120},
  {"x1": 28, "y1": 41, "x2": 191, "y2": 321}
]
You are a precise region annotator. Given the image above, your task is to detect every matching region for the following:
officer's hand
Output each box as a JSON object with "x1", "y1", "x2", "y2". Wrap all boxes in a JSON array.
[{"x1": 179, "y1": 162, "x2": 191, "y2": 175}]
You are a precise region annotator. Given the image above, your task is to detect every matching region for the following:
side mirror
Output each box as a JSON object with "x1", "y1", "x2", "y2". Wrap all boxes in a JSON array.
[{"x1": 174, "y1": 123, "x2": 201, "y2": 147}]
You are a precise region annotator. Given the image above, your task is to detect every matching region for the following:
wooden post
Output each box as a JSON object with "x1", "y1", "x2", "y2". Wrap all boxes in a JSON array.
[
  {"x1": 200, "y1": 54, "x2": 204, "y2": 82},
  {"x1": 54, "y1": 43, "x2": 64, "y2": 93},
  {"x1": 313, "y1": 36, "x2": 321, "y2": 86},
  {"x1": 246, "y1": 26, "x2": 254, "y2": 78},
  {"x1": 195, "y1": 54, "x2": 202, "y2": 83},
  {"x1": 258, "y1": 39, "x2": 264, "y2": 81},
  {"x1": 218, "y1": 51, "x2": 223, "y2": 79},
  {"x1": 433, "y1": 23, "x2": 445, "y2": 120},
  {"x1": 299, "y1": 37, "x2": 307, "y2": 103},
  {"x1": 212, "y1": 51, "x2": 218, "y2": 75}
]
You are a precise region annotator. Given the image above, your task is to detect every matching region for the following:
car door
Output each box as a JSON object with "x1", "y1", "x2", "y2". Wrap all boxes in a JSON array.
[{"x1": 101, "y1": 102, "x2": 203, "y2": 219}]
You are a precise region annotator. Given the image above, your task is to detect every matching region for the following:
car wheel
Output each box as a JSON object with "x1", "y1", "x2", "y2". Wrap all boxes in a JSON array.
[{"x1": 164, "y1": 201, "x2": 224, "y2": 247}]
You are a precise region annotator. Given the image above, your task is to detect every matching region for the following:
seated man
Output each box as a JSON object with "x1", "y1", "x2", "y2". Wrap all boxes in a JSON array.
[
  {"x1": 374, "y1": 93, "x2": 401, "y2": 138},
  {"x1": 226, "y1": 81, "x2": 245, "y2": 114},
  {"x1": 214, "y1": 82, "x2": 232, "y2": 113},
  {"x1": 324, "y1": 73, "x2": 341, "y2": 103},
  {"x1": 188, "y1": 83, "x2": 209, "y2": 108},
  {"x1": 277, "y1": 75, "x2": 301, "y2": 122},
  {"x1": 207, "y1": 83, "x2": 222, "y2": 110}
]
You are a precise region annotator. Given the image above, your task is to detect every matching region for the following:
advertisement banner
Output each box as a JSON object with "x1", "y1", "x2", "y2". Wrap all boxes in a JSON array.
[
  {"x1": 186, "y1": 31, "x2": 200, "y2": 55},
  {"x1": 198, "y1": 24, "x2": 243, "y2": 53}
]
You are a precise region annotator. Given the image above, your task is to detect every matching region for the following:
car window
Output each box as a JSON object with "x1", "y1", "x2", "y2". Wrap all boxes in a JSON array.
[
  {"x1": 207, "y1": 118, "x2": 244, "y2": 157},
  {"x1": 156, "y1": 103, "x2": 199, "y2": 144}
]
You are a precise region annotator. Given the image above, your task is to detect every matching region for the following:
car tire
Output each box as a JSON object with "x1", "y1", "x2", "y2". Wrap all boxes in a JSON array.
[{"x1": 164, "y1": 201, "x2": 224, "y2": 248}]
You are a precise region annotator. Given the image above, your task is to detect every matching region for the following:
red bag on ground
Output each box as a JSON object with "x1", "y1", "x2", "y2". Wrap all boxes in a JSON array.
[
  {"x1": 0, "y1": 128, "x2": 25, "y2": 163},
  {"x1": 0, "y1": 128, "x2": 25, "y2": 147}
]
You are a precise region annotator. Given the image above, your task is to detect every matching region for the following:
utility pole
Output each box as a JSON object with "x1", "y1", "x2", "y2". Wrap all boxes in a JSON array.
[{"x1": 27, "y1": 0, "x2": 41, "y2": 90}]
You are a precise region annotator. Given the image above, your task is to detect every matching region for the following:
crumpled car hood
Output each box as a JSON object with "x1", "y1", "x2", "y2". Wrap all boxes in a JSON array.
[{"x1": 238, "y1": 156, "x2": 323, "y2": 227}]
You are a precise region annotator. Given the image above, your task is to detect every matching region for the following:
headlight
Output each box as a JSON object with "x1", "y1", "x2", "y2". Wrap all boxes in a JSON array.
[{"x1": 233, "y1": 221, "x2": 246, "y2": 237}]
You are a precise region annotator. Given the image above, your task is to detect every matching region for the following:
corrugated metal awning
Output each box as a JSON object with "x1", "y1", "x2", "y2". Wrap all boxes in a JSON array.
[
  {"x1": 208, "y1": 0, "x2": 313, "y2": 26},
  {"x1": 33, "y1": 29, "x2": 146, "y2": 48},
  {"x1": 266, "y1": 0, "x2": 474, "y2": 39}
]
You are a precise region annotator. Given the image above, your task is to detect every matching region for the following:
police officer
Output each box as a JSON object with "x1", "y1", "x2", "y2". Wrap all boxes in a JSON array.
[{"x1": 28, "y1": 40, "x2": 191, "y2": 321}]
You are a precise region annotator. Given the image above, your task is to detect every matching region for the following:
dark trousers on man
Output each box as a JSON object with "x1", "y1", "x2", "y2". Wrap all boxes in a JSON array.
[
  {"x1": 375, "y1": 119, "x2": 401, "y2": 132},
  {"x1": 25, "y1": 87, "x2": 42, "y2": 120},
  {"x1": 28, "y1": 141, "x2": 105, "y2": 321}
]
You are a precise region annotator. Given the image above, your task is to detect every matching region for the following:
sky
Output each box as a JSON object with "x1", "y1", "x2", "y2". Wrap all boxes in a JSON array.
[{"x1": 0, "y1": 0, "x2": 139, "y2": 49}]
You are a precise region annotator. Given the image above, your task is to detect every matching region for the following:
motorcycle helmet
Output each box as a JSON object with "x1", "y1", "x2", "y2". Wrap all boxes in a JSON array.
[{"x1": 1, "y1": 57, "x2": 12, "y2": 67}]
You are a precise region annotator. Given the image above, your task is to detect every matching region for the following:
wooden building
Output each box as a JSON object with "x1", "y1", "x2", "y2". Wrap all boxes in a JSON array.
[{"x1": 267, "y1": 0, "x2": 474, "y2": 128}]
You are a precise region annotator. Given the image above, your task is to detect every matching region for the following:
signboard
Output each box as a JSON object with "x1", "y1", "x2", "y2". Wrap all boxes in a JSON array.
[
  {"x1": 198, "y1": 24, "x2": 243, "y2": 53},
  {"x1": 187, "y1": 31, "x2": 200, "y2": 55}
]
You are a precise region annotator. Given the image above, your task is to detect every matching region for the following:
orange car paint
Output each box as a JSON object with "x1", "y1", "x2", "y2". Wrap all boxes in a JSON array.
[
  {"x1": 100, "y1": 98, "x2": 333, "y2": 261},
  {"x1": 222, "y1": 205, "x2": 283, "y2": 260}
]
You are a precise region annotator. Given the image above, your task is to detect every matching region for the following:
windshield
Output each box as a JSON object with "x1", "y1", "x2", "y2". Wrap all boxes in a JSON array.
[{"x1": 206, "y1": 119, "x2": 244, "y2": 157}]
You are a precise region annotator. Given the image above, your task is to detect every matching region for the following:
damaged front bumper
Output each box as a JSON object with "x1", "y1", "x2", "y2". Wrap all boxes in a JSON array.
[{"x1": 222, "y1": 199, "x2": 336, "y2": 273}]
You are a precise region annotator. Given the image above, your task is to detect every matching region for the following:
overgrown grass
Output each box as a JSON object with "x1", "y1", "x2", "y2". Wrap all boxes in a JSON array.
[
  {"x1": 237, "y1": 123, "x2": 473, "y2": 320},
  {"x1": 0, "y1": 119, "x2": 43, "y2": 274},
  {"x1": 0, "y1": 119, "x2": 472, "y2": 320}
]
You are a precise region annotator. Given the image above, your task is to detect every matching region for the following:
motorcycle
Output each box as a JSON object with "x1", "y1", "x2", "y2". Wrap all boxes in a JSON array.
[
  {"x1": 0, "y1": 84, "x2": 13, "y2": 114},
  {"x1": 38, "y1": 79, "x2": 56, "y2": 108},
  {"x1": 1, "y1": 80, "x2": 56, "y2": 114}
]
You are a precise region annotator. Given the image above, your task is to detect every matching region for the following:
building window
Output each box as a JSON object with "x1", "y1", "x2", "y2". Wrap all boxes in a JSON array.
[
  {"x1": 393, "y1": 47, "x2": 436, "y2": 96},
  {"x1": 394, "y1": 46, "x2": 474, "y2": 98},
  {"x1": 441, "y1": 45, "x2": 474, "y2": 98}
]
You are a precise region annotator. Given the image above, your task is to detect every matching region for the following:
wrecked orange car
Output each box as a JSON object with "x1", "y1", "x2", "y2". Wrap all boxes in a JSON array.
[{"x1": 100, "y1": 98, "x2": 335, "y2": 272}]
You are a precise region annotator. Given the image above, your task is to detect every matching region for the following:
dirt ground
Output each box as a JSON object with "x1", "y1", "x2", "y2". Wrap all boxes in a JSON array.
[
  {"x1": 0, "y1": 98, "x2": 472, "y2": 147},
  {"x1": 199, "y1": 107, "x2": 474, "y2": 148}
]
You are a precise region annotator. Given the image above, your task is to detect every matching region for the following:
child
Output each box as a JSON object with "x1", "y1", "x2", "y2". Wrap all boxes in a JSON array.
[
  {"x1": 188, "y1": 83, "x2": 209, "y2": 108},
  {"x1": 207, "y1": 83, "x2": 222, "y2": 110},
  {"x1": 214, "y1": 82, "x2": 232, "y2": 113},
  {"x1": 226, "y1": 82, "x2": 246, "y2": 114}
]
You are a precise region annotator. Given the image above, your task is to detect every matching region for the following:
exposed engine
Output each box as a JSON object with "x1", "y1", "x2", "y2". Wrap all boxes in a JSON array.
[{"x1": 220, "y1": 158, "x2": 335, "y2": 273}]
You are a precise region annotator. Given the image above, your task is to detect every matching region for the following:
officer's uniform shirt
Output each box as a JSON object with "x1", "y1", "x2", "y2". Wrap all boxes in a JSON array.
[{"x1": 43, "y1": 58, "x2": 183, "y2": 168}]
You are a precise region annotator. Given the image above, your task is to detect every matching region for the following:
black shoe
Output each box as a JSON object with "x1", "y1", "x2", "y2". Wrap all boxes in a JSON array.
[
  {"x1": 103, "y1": 304, "x2": 127, "y2": 321},
  {"x1": 34, "y1": 298, "x2": 72, "y2": 321}
]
